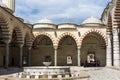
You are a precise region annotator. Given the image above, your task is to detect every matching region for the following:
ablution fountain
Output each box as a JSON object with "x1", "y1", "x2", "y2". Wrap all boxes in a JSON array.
[
  {"x1": 13, "y1": 60, "x2": 89, "y2": 79},
  {"x1": 18, "y1": 61, "x2": 71, "y2": 79}
]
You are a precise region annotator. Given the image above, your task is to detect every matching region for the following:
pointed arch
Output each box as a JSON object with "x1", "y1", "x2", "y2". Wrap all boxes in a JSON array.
[
  {"x1": 0, "y1": 14, "x2": 10, "y2": 43},
  {"x1": 80, "y1": 29, "x2": 107, "y2": 47},
  {"x1": 57, "y1": 32, "x2": 79, "y2": 47},
  {"x1": 10, "y1": 27, "x2": 24, "y2": 45},
  {"x1": 34, "y1": 32, "x2": 55, "y2": 46},
  {"x1": 24, "y1": 32, "x2": 32, "y2": 47}
]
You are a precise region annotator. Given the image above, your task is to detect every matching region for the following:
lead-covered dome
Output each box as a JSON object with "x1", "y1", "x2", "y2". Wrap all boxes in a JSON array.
[
  {"x1": 82, "y1": 17, "x2": 102, "y2": 24},
  {"x1": 33, "y1": 18, "x2": 56, "y2": 29}
]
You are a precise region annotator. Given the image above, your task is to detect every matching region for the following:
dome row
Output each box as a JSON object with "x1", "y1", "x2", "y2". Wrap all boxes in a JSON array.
[{"x1": 33, "y1": 17, "x2": 103, "y2": 29}]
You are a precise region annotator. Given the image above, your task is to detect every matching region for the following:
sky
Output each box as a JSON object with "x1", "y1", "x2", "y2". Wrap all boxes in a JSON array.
[{"x1": 1, "y1": 0, "x2": 112, "y2": 24}]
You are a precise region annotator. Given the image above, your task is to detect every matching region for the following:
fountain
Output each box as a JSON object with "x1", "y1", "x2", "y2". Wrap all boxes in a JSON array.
[
  {"x1": 16, "y1": 57, "x2": 89, "y2": 79},
  {"x1": 42, "y1": 61, "x2": 51, "y2": 67},
  {"x1": 23, "y1": 61, "x2": 70, "y2": 79}
]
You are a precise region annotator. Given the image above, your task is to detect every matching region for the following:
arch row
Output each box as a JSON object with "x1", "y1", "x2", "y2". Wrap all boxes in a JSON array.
[
  {"x1": 0, "y1": 13, "x2": 33, "y2": 46},
  {"x1": 34, "y1": 30, "x2": 107, "y2": 48}
]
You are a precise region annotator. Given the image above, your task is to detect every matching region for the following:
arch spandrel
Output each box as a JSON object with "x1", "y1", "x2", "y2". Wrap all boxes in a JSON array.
[
  {"x1": 80, "y1": 29, "x2": 107, "y2": 47},
  {"x1": 10, "y1": 26, "x2": 24, "y2": 45},
  {"x1": 57, "y1": 32, "x2": 79, "y2": 47},
  {"x1": 24, "y1": 32, "x2": 33, "y2": 47}
]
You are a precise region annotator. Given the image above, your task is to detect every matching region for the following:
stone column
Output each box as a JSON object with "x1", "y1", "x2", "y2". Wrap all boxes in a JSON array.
[
  {"x1": 113, "y1": 28, "x2": 120, "y2": 66},
  {"x1": 19, "y1": 44, "x2": 23, "y2": 67},
  {"x1": 27, "y1": 47, "x2": 31, "y2": 66},
  {"x1": 106, "y1": 35, "x2": 112, "y2": 66},
  {"x1": 77, "y1": 46, "x2": 81, "y2": 66},
  {"x1": 5, "y1": 42, "x2": 9, "y2": 69},
  {"x1": 54, "y1": 46, "x2": 58, "y2": 66}
]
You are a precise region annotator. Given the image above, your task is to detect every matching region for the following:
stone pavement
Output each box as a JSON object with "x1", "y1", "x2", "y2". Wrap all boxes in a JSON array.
[
  {"x1": 0, "y1": 67, "x2": 120, "y2": 80},
  {"x1": 79, "y1": 67, "x2": 120, "y2": 80}
]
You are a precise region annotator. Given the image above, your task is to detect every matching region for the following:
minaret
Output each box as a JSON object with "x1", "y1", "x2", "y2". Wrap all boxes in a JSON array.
[{"x1": 2, "y1": 0, "x2": 15, "y2": 12}]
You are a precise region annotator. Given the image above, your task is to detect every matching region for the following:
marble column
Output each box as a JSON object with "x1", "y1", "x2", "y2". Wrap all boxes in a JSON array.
[
  {"x1": 19, "y1": 44, "x2": 23, "y2": 67},
  {"x1": 27, "y1": 47, "x2": 31, "y2": 66},
  {"x1": 54, "y1": 47, "x2": 58, "y2": 66},
  {"x1": 77, "y1": 47, "x2": 81, "y2": 66},
  {"x1": 5, "y1": 42, "x2": 9, "y2": 69},
  {"x1": 113, "y1": 28, "x2": 120, "y2": 66},
  {"x1": 106, "y1": 35, "x2": 112, "y2": 66}
]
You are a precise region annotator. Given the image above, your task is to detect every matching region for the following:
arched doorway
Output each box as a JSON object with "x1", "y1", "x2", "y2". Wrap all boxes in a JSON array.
[
  {"x1": 58, "y1": 36, "x2": 77, "y2": 66},
  {"x1": 23, "y1": 33, "x2": 32, "y2": 66},
  {"x1": 32, "y1": 35, "x2": 54, "y2": 66},
  {"x1": 9, "y1": 30, "x2": 20, "y2": 67},
  {"x1": 9, "y1": 27, "x2": 23, "y2": 67},
  {"x1": 81, "y1": 32, "x2": 106, "y2": 67}
]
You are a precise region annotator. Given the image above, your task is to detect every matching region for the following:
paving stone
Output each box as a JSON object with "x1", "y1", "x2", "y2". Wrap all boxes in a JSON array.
[{"x1": 76, "y1": 67, "x2": 120, "y2": 80}]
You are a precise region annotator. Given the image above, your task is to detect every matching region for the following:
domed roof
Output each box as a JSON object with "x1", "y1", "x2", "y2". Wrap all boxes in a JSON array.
[
  {"x1": 34, "y1": 18, "x2": 55, "y2": 29},
  {"x1": 37, "y1": 18, "x2": 53, "y2": 24},
  {"x1": 0, "y1": 2, "x2": 8, "y2": 8},
  {"x1": 82, "y1": 17, "x2": 102, "y2": 24}
]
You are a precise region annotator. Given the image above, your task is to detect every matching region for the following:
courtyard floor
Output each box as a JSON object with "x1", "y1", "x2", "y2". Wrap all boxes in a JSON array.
[
  {"x1": 79, "y1": 67, "x2": 120, "y2": 80},
  {"x1": 0, "y1": 67, "x2": 120, "y2": 80}
]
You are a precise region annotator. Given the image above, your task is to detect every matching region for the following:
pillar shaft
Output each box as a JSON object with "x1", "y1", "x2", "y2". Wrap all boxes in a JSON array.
[
  {"x1": 54, "y1": 47, "x2": 57, "y2": 66},
  {"x1": 19, "y1": 45, "x2": 23, "y2": 67},
  {"x1": 113, "y1": 28, "x2": 120, "y2": 66},
  {"x1": 106, "y1": 35, "x2": 112, "y2": 66},
  {"x1": 28, "y1": 47, "x2": 31, "y2": 66},
  {"x1": 77, "y1": 47, "x2": 81, "y2": 66},
  {"x1": 5, "y1": 43, "x2": 9, "y2": 69}
]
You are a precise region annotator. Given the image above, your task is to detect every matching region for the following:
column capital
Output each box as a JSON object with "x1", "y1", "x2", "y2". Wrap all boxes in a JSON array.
[
  {"x1": 77, "y1": 46, "x2": 81, "y2": 49},
  {"x1": 54, "y1": 46, "x2": 58, "y2": 50},
  {"x1": 3, "y1": 40, "x2": 10, "y2": 44},
  {"x1": 113, "y1": 27, "x2": 119, "y2": 33},
  {"x1": 27, "y1": 46, "x2": 32, "y2": 50},
  {"x1": 18, "y1": 44, "x2": 24, "y2": 48}
]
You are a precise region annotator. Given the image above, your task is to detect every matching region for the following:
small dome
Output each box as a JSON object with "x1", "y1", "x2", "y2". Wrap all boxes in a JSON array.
[
  {"x1": 0, "y1": 2, "x2": 8, "y2": 8},
  {"x1": 82, "y1": 17, "x2": 102, "y2": 24},
  {"x1": 37, "y1": 18, "x2": 53, "y2": 24}
]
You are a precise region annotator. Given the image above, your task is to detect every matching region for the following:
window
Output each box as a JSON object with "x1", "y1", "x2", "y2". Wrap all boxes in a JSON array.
[{"x1": 46, "y1": 39, "x2": 51, "y2": 45}]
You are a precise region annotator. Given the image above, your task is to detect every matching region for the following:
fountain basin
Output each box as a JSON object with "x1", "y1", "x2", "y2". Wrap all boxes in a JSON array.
[
  {"x1": 24, "y1": 66, "x2": 70, "y2": 75},
  {"x1": 43, "y1": 62, "x2": 51, "y2": 66}
]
